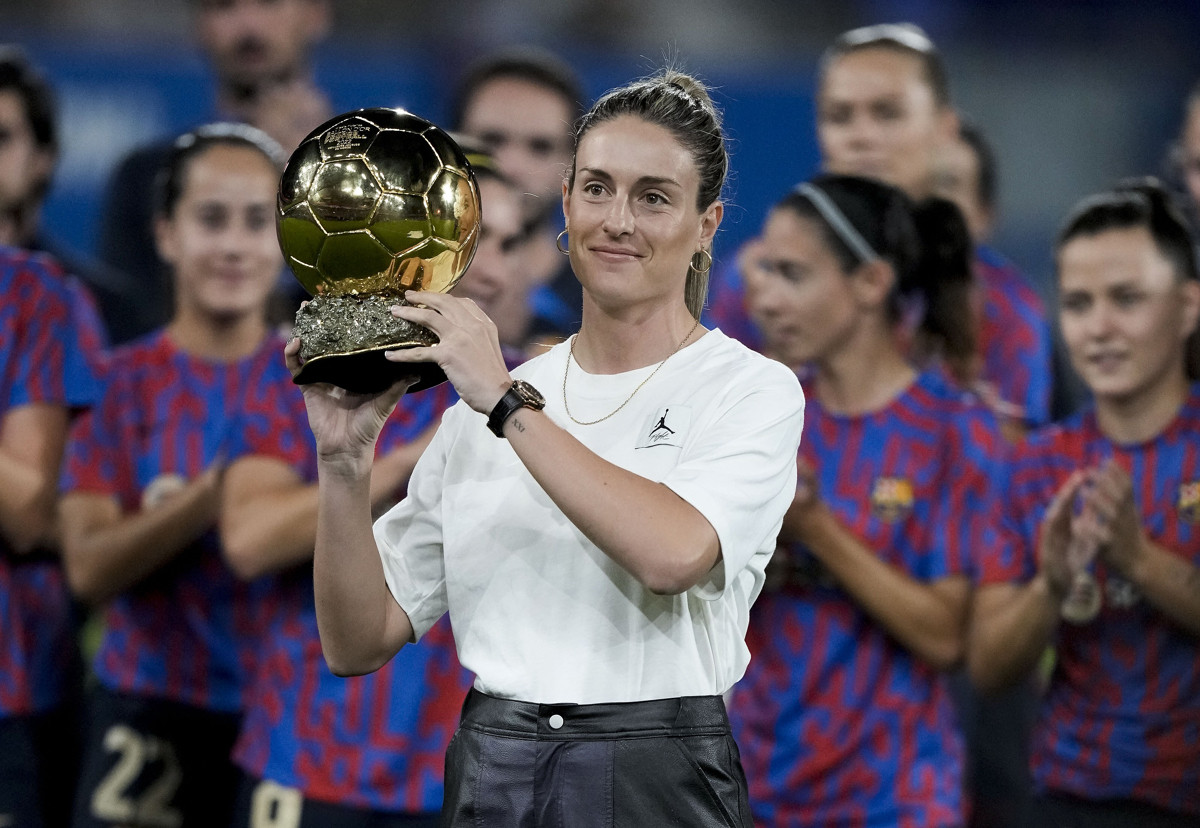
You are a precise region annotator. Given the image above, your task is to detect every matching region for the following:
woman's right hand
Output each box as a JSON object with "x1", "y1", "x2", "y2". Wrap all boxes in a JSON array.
[
  {"x1": 1036, "y1": 469, "x2": 1092, "y2": 600},
  {"x1": 284, "y1": 338, "x2": 414, "y2": 473}
]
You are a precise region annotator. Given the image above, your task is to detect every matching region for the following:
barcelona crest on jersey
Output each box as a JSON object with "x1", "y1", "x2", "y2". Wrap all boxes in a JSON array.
[
  {"x1": 871, "y1": 476, "x2": 914, "y2": 523},
  {"x1": 1178, "y1": 480, "x2": 1200, "y2": 524}
]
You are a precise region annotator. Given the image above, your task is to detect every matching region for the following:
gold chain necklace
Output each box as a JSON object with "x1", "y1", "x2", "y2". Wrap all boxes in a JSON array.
[{"x1": 562, "y1": 317, "x2": 701, "y2": 426}]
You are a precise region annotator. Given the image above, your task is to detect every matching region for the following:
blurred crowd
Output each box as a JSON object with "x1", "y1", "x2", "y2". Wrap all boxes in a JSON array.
[{"x1": 2, "y1": 1, "x2": 1199, "y2": 826}]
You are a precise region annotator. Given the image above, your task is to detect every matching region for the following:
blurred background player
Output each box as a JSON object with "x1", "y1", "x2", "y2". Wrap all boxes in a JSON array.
[
  {"x1": 817, "y1": 23, "x2": 1052, "y2": 433},
  {"x1": 450, "y1": 47, "x2": 586, "y2": 345},
  {"x1": 969, "y1": 179, "x2": 1200, "y2": 828},
  {"x1": 58, "y1": 123, "x2": 287, "y2": 828},
  {"x1": 450, "y1": 137, "x2": 536, "y2": 363},
  {"x1": 96, "y1": 0, "x2": 332, "y2": 344},
  {"x1": 729, "y1": 175, "x2": 1008, "y2": 827},
  {"x1": 930, "y1": 119, "x2": 996, "y2": 244},
  {"x1": 933, "y1": 117, "x2": 1088, "y2": 428},
  {"x1": 0, "y1": 47, "x2": 129, "y2": 345},
  {"x1": 1165, "y1": 79, "x2": 1200, "y2": 227},
  {"x1": 0, "y1": 244, "x2": 102, "y2": 827},
  {"x1": 931, "y1": 116, "x2": 1039, "y2": 828}
]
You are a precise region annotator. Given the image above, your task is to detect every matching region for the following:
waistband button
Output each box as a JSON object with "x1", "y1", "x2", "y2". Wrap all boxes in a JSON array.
[{"x1": 548, "y1": 714, "x2": 564, "y2": 730}]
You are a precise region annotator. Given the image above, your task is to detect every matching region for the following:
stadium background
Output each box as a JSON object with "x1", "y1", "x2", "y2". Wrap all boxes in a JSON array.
[{"x1": 3, "y1": 0, "x2": 1200, "y2": 306}]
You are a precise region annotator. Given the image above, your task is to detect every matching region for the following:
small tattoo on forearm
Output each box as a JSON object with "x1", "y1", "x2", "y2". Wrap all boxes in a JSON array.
[{"x1": 510, "y1": 416, "x2": 526, "y2": 433}]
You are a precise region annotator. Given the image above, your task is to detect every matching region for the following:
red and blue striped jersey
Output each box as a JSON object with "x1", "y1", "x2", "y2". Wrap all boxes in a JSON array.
[
  {"x1": 232, "y1": 374, "x2": 473, "y2": 813},
  {"x1": 729, "y1": 369, "x2": 1008, "y2": 828},
  {"x1": 61, "y1": 330, "x2": 284, "y2": 712},
  {"x1": 979, "y1": 386, "x2": 1200, "y2": 814},
  {"x1": 1, "y1": 246, "x2": 101, "y2": 411},
  {"x1": 975, "y1": 245, "x2": 1052, "y2": 427},
  {"x1": 0, "y1": 247, "x2": 102, "y2": 715}
]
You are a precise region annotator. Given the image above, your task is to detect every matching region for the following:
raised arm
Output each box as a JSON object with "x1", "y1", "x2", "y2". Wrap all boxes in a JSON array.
[
  {"x1": 285, "y1": 338, "x2": 415, "y2": 677},
  {"x1": 313, "y1": 448, "x2": 415, "y2": 675},
  {"x1": 388, "y1": 292, "x2": 730, "y2": 595},
  {"x1": 502, "y1": 403, "x2": 721, "y2": 594},
  {"x1": 0, "y1": 403, "x2": 68, "y2": 553}
]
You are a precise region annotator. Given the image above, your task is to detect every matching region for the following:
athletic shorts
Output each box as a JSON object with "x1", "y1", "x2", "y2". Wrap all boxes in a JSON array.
[
  {"x1": 70, "y1": 686, "x2": 240, "y2": 828},
  {"x1": 442, "y1": 689, "x2": 752, "y2": 827},
  {"x1": 229, "y1": 773, "x2": 441, "y2": 828},
  {"x1": 0, "y1": 705, "x2": 82, "y2": 828}
]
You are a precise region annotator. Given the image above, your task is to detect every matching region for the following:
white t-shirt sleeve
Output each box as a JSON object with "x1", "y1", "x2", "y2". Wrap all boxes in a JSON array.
[
  {"x1": 373, "y1": 402, "x2": 456, "y2": 641},
  {"x1": 663, "y1": 360, "x2": 804, "y2": 599}
]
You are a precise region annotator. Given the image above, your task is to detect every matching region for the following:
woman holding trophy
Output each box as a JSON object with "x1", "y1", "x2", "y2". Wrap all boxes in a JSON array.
[{"x1": 289, "y1": 70, "x2": 805, "y2": 825}]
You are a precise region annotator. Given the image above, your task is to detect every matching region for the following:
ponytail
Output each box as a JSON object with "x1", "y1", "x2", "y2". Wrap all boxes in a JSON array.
[{"x1": 908, "y1": 197, "x2": 976, "y2": 384}]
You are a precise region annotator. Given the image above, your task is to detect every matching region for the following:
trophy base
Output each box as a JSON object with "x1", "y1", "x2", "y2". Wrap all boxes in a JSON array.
[{"x1": 292, "y1": 294, "x2": 447, "y2": 395}]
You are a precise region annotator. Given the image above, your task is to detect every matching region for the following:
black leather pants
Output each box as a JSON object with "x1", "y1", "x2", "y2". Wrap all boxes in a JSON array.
[{"x1": 441, "y1": 689, "x2": 752, "y2": 828}]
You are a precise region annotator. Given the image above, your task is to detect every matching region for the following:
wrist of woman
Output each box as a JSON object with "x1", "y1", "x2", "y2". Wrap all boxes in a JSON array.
[
  {"x1": 1031, "y1": 569, "x2": 1068, "y2": 605},
  {"x1": 1124, "y1": 535, "x2": 1158, "y2": 590},
  {"x1": 794, "y1": 499, "x2": 832, "y2": 537},
  {"x1": 317, "y1": 448, "x2": 374, "y2": 483}
]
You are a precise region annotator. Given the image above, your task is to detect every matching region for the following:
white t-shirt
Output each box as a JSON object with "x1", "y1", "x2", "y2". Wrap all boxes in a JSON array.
[{"x1": 376, "y1": 329, "x2": 805, "y2": 704}]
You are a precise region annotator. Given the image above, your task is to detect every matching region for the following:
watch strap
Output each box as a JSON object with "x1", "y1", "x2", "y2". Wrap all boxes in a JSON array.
[{"x1": 487, "y1": 382, "x2": 534, "y2": 437}]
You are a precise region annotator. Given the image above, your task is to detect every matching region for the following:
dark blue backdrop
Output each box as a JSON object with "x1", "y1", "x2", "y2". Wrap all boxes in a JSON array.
[{"x1": 18, "y1": 35, "x2": 822, "y2": 274}]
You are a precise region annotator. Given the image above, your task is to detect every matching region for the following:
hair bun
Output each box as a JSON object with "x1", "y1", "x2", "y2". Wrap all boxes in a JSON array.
[{"x1": 659, "y1": 70, "x2": 721, "y2": 128}]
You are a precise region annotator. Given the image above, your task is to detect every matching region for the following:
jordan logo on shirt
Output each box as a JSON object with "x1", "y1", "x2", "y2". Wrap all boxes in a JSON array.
[
  {"x1": 650, "y1": 410, "x2": 675, "y2": 438},
  {"x1": 636, "y1": 405, "x2": 690, "y2": 450}
]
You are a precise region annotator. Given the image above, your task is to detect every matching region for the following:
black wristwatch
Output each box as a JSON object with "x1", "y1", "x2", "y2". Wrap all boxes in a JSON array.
[{"x1": 486, "y1": 380, "x2": 546, "y2": 437}]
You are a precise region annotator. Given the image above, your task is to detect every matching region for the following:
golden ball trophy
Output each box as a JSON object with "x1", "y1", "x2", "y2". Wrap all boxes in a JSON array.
[{"x1": 277, "y1": 107, "x2": 481, "y2": 393}]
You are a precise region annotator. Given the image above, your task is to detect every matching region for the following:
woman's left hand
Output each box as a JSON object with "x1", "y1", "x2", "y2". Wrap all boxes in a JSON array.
[
  {"x1": 1080, "y1": 459, "x2": 1146, "y2": 578},
  {"x1": 386, "y1": 291, "x2": 513, "y2": 415}
]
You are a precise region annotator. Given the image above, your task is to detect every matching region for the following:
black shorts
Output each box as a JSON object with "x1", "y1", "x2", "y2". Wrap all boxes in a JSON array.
[
  {"x1": 229, "y1": 772, "x2": 441, "y2": 828},
  {"x1": 1032, "y1": 791, "x2": 1200, "y2": 828},
  {"x1": 70, "y1": 686, "x2": 240, "y2": 828},
  {"x1": 0, "y1": 704, "x2": 83, "y2": 828},
  {"x1": 442, "y1": 689, "x2": 752, "y2": 828},
  {"x1": 947, "y1": 670, "x2": 1036, "y2": 828}
]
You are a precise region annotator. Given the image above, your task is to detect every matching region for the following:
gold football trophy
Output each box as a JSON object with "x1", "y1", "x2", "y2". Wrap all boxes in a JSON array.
[{"x1": 277, "y1": 107, "x2": 481, "y2": 393}]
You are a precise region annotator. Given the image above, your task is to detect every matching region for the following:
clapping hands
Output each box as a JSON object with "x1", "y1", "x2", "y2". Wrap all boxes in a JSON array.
[{"x1": 1038, "y1": 459, "x2": 1146, "y2": 602}]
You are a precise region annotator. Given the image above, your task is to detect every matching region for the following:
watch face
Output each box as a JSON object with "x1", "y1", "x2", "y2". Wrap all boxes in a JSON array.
[{"x1": 515, "y1": 380, "x2": 545, "y2": 408}]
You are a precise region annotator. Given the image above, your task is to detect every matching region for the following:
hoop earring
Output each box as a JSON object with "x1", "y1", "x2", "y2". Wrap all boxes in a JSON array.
[
  {"x1": 690, "y1": 248, "x2": 713, "y2": 275},
  {"x1": 556, "y1": 229, "x2": 570, "y2": 255}
]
